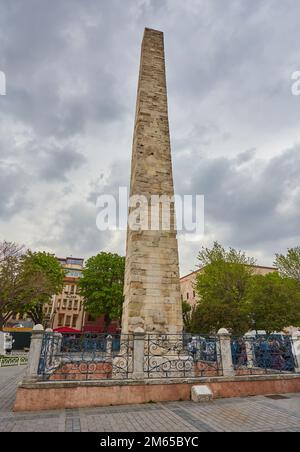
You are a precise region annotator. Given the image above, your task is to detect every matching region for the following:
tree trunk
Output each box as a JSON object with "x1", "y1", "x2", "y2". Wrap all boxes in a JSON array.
[
  {"x1": 28, "y1": 304, "x2": 45, "y2": 327},
  {"x1": 0, "y1": 316, "x2": 4, "y2": 332},
  {"x1": 104, "y1": 314, "x2": 111, "y2": 333}
]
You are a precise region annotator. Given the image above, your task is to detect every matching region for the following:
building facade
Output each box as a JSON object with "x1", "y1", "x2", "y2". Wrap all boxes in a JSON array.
[
  {"x1": 44, "y1": 257, "x2": 120, "y2": 333},
  {"x1": 44, "y1": 257, "x2": 86, "y2": 331},
  {"x1": 180, "y1": 265, "x2": 278, "y2": 308}
]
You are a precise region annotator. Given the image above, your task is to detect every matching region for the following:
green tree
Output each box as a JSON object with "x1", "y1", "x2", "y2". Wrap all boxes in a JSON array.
[
  {"x1": 0, "y1": 244, "x2": 64, "y2": 329},
  {"x1": 17, "y1": 251, "x2": 65, "y2": 325},
  {"x1": 244, "y1": 272, "x2": 300, "y2": 334},
  {"x1": 0, "y1": 241, "x2": 25, "y2": 330},
  {"x1": 182, "y1": 301, "x2": 192, "y2": 332},
  {"x1": 191, "y1": 242, "x2": 255, "y2": 335},
  {"x1": 197, "y1": 241, "x2": 256, "y2": 268},
  {"x1": 274, "y1": 247, "x2": 300, "y2": 283},
  {"x1": 79, "y1": 252, "x2": 125, "y2": 331}
]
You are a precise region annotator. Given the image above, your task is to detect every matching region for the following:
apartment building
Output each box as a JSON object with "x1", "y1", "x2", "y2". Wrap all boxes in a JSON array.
[{"x1": 44, "y1": 257, "x2": 86, "y2": 331}]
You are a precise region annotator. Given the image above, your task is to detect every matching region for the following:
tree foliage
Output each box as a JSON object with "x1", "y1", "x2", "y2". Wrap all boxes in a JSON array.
[
  {"x1": 0, "y1": 243, "x2": 65, "y2": 329},
  {"x1": 79, "y1": 252, "x2": 125, "y2": 330},
  {"x1": 244, "y1": 273, "x2": 300, "y2": 334},
  {"x1": 182, "y1": 301, "x2": 192, "y2": 332},
  {"x1": 274, "y1": 247, "x2": 300, "y2": 282},
  {"x1": 191, "y1": 242, "x2": 300, "y2": 335},
  {"x1": 0, "y1": 242, "x2": 25, "y2": 329},
  {"x1": 197, "y1": 241, "x2": 256, "y2": 268},
  {"x1": 192, "y1": 254, "x2": 255, "y2": 335},
  {"x1": 17, "y1": 251, "x2": 65, "y2": 325}
]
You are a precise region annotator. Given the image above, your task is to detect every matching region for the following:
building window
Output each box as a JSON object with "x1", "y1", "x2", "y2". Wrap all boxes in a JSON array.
[
  {"x1": 68, "y1": 300, "x2": 73, "y2": 309},
  {"x1": 67, "y1": 258, "x2": 84, "y2": 266},
  {"x1": 74, "y1": 300, "x2": 78, "y2": 310},
  {"x1": 70, "y1": 285, "x2": 75, "y2": 294},
  {"x1": 72, "y1": 315, "x2": 78, "y2": 328},
  {"x1": 62, "y1": 299, "x2": 67, "y2": 309},
  {"x1": 64, "y1": 285, "x2": 69, "y2": 294},
  {"x1": 58, "y1": 314, "x2": 64, "y2": 326},
  {"x1": 65, "y1": 316, "x2": 71, "y2": 327}
]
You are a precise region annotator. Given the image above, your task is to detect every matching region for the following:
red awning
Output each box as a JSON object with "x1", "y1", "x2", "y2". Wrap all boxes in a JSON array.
[{"x1": 53, "y1": 327, "x2": 81, "y2": 333}]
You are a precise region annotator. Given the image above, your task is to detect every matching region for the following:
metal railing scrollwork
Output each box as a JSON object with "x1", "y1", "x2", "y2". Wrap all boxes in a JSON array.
[
  {"x1": 38, "y1": 332, "x2": 133, "y2": 381},
  {"x1": 144, "y1": 334, "x2": 223, "y2": 378},
  {"x1": 231, "y1": 334, "x2": 296, "y2": 375}
]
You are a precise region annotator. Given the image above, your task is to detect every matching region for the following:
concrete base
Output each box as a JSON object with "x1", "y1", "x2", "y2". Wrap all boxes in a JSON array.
[
  {"x1": 14, "y1": 374, "x2": 300, "y2": 412},
  {"x1": 191, "y1": 385, "x2": 213, "y2": 403}
]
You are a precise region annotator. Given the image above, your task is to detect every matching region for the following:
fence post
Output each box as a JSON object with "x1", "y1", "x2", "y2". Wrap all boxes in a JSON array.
[
  {"x1": 132, "y1": 328, "x2": 145, "y2": 380},
  {"x1": 107, "y1": 335, "x2": 113, "y2": 360},
  {"x1": 0, "y1": 331, "x2": 5, "y2": 356},
  {"x1": 244, "y1": 333, "x2": 255, "y2": 369},
  {"x1": 24, "y1": 324, "x2": 44, "y2": 382},
  {"x1": 218, "y1": 328, "x2": 235, "y2": 377},
  {"x1": 292, "y1": 331, "x2": 300, "y2": 373}
]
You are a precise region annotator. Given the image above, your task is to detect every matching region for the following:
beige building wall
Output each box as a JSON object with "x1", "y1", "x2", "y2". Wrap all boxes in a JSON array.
[
  {"x1": 180, "y1": 265, "x2": 278, "y2": 308},
  {"x1": 44, "y1": 257, "x2": 86, "y2": 331}
]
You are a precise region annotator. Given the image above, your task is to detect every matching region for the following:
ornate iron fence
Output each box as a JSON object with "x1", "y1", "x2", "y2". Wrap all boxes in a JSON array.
[
  {"x1": 38, "y1": 332, "x2": 133, "y2": 381},
  {"x1": 231, "y1": 334, "x2": 296, "y2": 375},
  {"x1": 144, "y1": 334, "x2": 223, "y2": 378},
  {"x1": 0, "y1": 355, "x2": 28, "y2": 367},
  {"x1": 35, "y1": 331, "x2": 297, "y2": 381}
]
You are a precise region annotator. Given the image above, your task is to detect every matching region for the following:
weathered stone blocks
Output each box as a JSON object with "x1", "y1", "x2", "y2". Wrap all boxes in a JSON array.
[
  {"x1": 122, "y1": 28, "x2": 183, "y2": 335},
  {"x1": 191, "y1": 385, "x2": 214, "y2": 403}
]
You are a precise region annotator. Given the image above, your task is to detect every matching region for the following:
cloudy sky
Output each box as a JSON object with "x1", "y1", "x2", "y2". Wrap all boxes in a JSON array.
[{"x1": 1, "y1": 0, "x2": 300, "y2": 275}]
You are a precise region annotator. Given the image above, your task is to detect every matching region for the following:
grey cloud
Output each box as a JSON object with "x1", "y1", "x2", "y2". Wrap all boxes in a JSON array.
[
  {"x1": 1, "y1": 0, "x2": 300, "y2": 272},
  {"x1": 0, "y1": 127, "x2": 86, "y2": 183},
  {"x1": 39, "y1": 147, "x2": 86, "y2": 181},
  {"x1": 37, "y1": 200, "x2": 122, "y2": 259},
  {"x1": 0, "y1": 162, "x2": 29, "y2": 219},
  {"x1": 236, "y1": 149, "x2": 256, "y2": 165},
  {"x1": 175, "y1": 144, "x2": 300, "y2": 253},
  {"x1": 1, "y1": 0, "x2": 131, "y2": 139},
  {"x1": 87, "y1": 160, "x2": 130, "y2": 204}
]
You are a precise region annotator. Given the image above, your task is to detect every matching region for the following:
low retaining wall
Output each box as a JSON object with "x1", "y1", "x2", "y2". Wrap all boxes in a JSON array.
[{"x1": 14, "y1": 374, "x2": 300, "y2": 412}]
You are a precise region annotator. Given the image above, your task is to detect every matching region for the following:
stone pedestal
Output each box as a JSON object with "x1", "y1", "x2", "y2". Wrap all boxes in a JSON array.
[
  {"x1": 23, "y1": 324, "x2": 44, "y2": 383},
  {"x1": 0, "y1": 332, "x2": 5, "y2": 356},
  {"x1": 218, "y1": 328, "x2": 235, "y2": 377},
  {"x1": 191, "y1": 385, "x2": 213, "y2": 403},
  {"x1": 244, "y1": 333, "x2": 255, "y2": 369},
  {"x1": 132, "y1": 328, "x2": 145, "y2": 380}
]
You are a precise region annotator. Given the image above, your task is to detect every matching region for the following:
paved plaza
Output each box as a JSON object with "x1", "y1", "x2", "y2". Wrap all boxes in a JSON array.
[{"x1": 0, "y1": 367, "x2": 300, "y2": 432}]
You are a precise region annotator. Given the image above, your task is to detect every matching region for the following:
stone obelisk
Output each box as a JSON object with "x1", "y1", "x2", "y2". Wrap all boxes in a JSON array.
[{"x1": 122, "y1": 28, "x2": 183, "y2": 335}]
